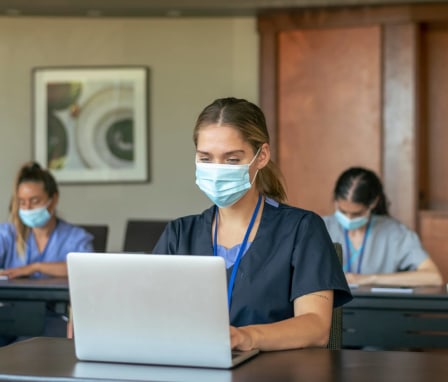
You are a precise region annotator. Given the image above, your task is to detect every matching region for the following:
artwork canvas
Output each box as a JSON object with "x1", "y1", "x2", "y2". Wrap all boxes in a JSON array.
[{"x1": 33, "y1": 66, "x2": 149, "y2": 183}]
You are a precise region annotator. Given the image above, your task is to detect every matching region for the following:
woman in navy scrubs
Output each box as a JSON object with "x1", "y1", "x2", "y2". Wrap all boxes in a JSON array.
[{"x1": 153, "y1": 97, "x2": 352, "y2": 351}]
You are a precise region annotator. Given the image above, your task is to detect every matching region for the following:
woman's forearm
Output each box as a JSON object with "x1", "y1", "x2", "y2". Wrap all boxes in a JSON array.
[
  {"x1": 243, "y1": 313, "x2": 331, "y2": 351},
  {"x1": 34, "y1": 261, "x2": 68, "y2": 277}
]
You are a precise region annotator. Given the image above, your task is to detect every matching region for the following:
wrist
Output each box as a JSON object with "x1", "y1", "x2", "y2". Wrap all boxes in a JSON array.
[
  {"x1": 32, "y1": 262, "x2": 41, "y2": 273},
  {"x1": 369, "y1": 274, "x2": 378, "y2": 284},
  {"x1": 245, "y1": 325, "x2": 260, "y2": 350}
]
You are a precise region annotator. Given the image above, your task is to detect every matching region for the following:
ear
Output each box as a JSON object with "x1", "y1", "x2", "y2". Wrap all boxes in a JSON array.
[
  {"x1": 256, "y1": 143, "x2": 271, "y2": 170},
  {"x1": 49, "y1": 192, "x2": 59, "y2": 211},
  {"x1": 370, "y1": 196, "x2": 379, "y2": 210}
]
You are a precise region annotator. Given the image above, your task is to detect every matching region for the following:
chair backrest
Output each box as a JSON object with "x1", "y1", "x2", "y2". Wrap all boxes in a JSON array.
[
  {"x1": 123, "y1": 220, "x2": 169, "y2": 253},
  {"x1": 79, "y1": 224, "x2": 109, "y2": 252},
  {"x1": 327, "y1": 242, "x2": 344, "y2": 350}
]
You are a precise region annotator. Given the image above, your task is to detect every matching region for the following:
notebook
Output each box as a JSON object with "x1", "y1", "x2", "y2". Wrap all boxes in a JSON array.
[{"x1": 67, "y1": 252, "x2": 259, "y2": 369}]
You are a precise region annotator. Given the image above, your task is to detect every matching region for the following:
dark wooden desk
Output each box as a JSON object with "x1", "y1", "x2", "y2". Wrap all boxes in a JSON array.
[
  {"x1": 0, "y1": 278, "x2": 69, "y2": 337},
  {"x1": 1, "y1": 337, "x2": 448, "y2": 381},
  {"x1": 343, "y1": 285, "x2": 448, "y2": 349}
]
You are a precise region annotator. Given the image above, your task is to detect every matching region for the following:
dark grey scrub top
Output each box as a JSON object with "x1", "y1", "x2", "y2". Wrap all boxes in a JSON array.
[{"x1": 153, "y1": 200, "x2": 352, "y2": 327}]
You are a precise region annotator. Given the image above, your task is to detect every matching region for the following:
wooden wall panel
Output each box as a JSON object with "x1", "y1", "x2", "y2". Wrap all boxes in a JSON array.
[
  {"x1": 421, "y1": 24, "x2": 448, "y2": 210},
  {"x1": 419, "y1": 210, "x2": 448, "y2": 283},
  {"x1": 383, "y1": 23, "x2": 419, "y2": 230},
  {"x1": 277, "y1": 27, "x2": 381, "y2": 215},
  {"x1": 258, "y1": 17, "x2": 278, "y2": 161},
  {"x1": 417, "y1": 24, "x2": 448, "y2": 268}
]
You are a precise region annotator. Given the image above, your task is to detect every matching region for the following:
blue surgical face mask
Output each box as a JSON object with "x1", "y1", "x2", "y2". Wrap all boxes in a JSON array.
[
  {"x1": 19, "y1": 201, "x2": 52, "y2": 228},
  {"x1": 195, "y1": 149, "x2": 260, "y2": 208},
  {"x1": 334, "y1": 209, "x2": 369, "y2": 231}
]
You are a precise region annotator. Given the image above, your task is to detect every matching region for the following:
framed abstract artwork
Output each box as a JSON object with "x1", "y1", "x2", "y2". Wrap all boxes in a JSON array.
[{"x1": 33, "y1": 66, "x2": 149, "y2": 183}]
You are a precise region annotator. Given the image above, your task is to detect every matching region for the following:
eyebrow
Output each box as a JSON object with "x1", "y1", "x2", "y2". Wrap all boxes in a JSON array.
[
  {"x1": 338, "y1": 207, "x2": 366, "y2": 215},
  {"x1": 18, "y1": 196, "x2": 42, "y2": 201},
  {"x1": 196, "y1": 150, "x2": 246, "y2": 156}
]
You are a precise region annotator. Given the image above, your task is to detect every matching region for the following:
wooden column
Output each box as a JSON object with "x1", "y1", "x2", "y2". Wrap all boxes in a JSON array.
[{"x1": 382, "y1": 23, "x2": 420, "y2": 230}]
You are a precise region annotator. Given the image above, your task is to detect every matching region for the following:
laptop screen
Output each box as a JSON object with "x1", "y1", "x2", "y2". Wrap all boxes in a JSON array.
[{"x1": 67, "y1": 252, "x2": 258, "y2": 368}]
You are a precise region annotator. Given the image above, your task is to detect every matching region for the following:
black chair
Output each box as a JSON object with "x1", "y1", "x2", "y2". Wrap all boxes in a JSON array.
[
  {"x1": 78, "y1": 224, "x2": 109, "y2": 252},
  {"x1": 123, "y1": 220, "x2": 169, "y2": 253},
  {"x1": 327, "y1": 242, "x2": 344, "y2": 350}
]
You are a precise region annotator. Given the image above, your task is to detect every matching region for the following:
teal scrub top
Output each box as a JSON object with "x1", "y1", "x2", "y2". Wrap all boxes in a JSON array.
[
  {"x1": 0, "y1": 219, "x2": 93, "y2": 278},
  {"x1": 323, "y1": 214, "x2": 428, "y2": 274}
]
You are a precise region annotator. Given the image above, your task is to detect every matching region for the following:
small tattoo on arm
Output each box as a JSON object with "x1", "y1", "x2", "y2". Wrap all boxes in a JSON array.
[{"x1": 311, "y1": 293, "x2": 330, "y2": 301}]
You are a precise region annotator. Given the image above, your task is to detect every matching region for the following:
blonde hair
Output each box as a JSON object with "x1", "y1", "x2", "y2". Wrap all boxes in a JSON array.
[{"x1": 193, "y1": 97, "x2": 287, "y2": 202}]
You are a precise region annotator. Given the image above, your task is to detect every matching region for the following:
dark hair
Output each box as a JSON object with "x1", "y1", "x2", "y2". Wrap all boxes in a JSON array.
[
  {"x1": 10, "y1": 161, "x2": 59, "y2": 256},
  {"x1": 193, "y1": 97, "x2": 287, "y2": 202},
  {"x1": 15, "y1": 161, "x2": 58, "y2": 197},
  {"x1": 333, "y1": 167, "x2": 389, "y2": 215}
]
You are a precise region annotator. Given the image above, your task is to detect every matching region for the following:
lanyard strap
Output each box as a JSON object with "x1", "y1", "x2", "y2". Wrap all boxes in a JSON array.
[
  {"x1": 214, "y1": 194, "x2": 262, "y2": 308},
  {"x1": 343, "y1": 219, "x2": 372, "y2": 273}
]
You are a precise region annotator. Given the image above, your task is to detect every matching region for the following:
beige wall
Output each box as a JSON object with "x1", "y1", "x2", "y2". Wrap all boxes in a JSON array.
[{"x1": 0, "y1": 16, "x2": 259, "y2": 251}]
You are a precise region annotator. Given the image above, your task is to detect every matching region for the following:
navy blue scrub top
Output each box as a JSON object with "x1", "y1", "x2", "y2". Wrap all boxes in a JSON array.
[{"x1": 153, "y1": 199, "x2": 352, "y2": 327}]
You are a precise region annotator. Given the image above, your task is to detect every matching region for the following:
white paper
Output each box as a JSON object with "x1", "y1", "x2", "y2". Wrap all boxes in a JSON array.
[{"x1": 370, "y1": 287, "x2": 414, "y2": 294}]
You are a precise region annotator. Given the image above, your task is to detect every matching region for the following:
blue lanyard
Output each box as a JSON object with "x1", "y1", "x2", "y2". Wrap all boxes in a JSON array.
[
  {"x1": 343, "y1": 219, "x2": 372, "y2": 273},
  {"x1": 213, "y1": 194, "x2": 262, "y2": 308}
]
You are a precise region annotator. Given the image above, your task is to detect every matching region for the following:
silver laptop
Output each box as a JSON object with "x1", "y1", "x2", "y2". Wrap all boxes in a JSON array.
[{"x1": 67, "y1": 252, "x2": 259, "y2": 369}]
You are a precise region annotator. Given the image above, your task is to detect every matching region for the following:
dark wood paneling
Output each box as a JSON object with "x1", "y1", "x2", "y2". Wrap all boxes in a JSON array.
[
  {"x1": 421, "y1": 24, "x2": 448, "y2": 210},
  {"x1": 258, "y1": 4, "x2": 448, "y2": 32},
  {"x1": 418, "y1": 24, "x2": 430, "y2": 212},
  {"x1": 258, "y1": 4, "x2": 448, "y2": 225},
  {"x1": 277, "y1": 27, "x2": 381, "y2": 214},
  {"x1": 418, "y1": 24, "x2": 448, "y2": 272}
]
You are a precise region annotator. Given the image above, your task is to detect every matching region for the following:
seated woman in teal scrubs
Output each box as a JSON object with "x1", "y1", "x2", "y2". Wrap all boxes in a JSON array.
[
  {"x1": 0, "y1": 161, "x2": 93, "y2": 345},
  {"x1": 153, "y1": 97, "x2": 352, "y2": 352},
  {"x1": 323, "y1": 167, "x2": 442, "y2": 287}
]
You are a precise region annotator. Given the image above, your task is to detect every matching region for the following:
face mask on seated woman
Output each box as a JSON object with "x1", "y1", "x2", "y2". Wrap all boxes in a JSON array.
[
  {"x1": 18, "y1": 201, "x2": 52, "y2": 228},
  {"x1": 334, "y1": 209, "x2": 369, "y2": 231}
]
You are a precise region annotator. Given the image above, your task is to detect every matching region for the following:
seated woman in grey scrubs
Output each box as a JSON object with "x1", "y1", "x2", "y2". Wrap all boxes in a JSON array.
[{"x1": 323, "y1": 167, "x2": 442, "y2": 287}]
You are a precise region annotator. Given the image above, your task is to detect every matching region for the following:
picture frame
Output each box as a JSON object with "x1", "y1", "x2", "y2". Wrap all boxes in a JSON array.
[{"x1": 33, "y1": 66, "x2": 149, "y2": 183}]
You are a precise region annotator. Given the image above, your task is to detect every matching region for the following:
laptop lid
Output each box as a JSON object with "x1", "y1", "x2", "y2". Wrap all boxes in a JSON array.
[{"x1": 67, "y1": 252, "x2": 258, "y2": 369}]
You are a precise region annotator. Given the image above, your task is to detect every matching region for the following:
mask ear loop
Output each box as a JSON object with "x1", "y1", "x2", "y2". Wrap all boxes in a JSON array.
[
  {"x1": 249, "y1": 147, "x2": 262, "y2": 165},
  {"x1": 44, "y1": 198, "x2": 58, "y2": 222},
  {"x1": 45, "y1": 198, "x2": 53, "y2": 214},
  {"x1": 249, "y1": 147, "x2": 263, "y2": 185},
  {"x1": 250, "y1": 169, "x2": 259, "y2": 185}
]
